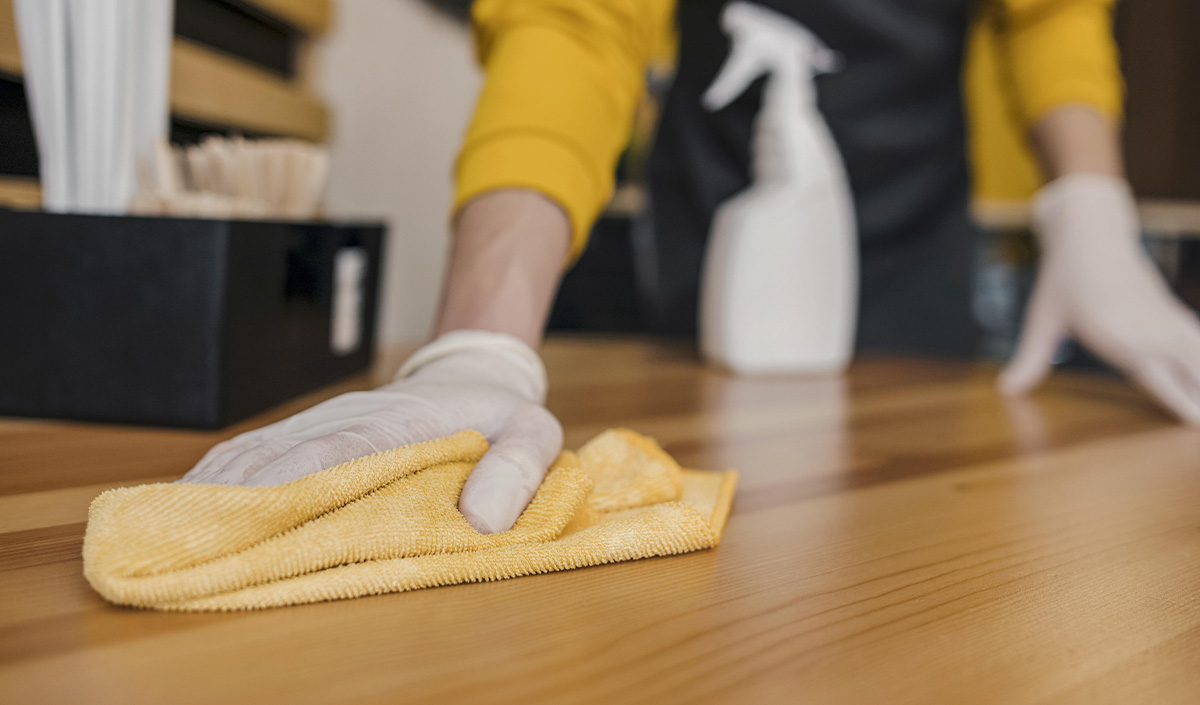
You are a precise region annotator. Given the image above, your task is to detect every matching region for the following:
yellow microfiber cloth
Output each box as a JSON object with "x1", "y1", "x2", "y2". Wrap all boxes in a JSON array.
[{"x1": 83, "y1": 428, "x2": 737, "y2": 611}]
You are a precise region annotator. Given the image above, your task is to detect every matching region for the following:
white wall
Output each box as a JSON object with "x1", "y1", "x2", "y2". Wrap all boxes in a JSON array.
[{"x1": 316, "y1": 0, "x2": 480, "y2": 346}]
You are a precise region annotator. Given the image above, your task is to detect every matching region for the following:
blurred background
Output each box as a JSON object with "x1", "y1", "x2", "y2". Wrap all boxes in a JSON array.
[
  {"x1": 0, "y1": 0, "x2": 481, "y2": 352},
  {"x1": 2, "y1": 0, "x2": 1197, "y2": 349},
  {"x1": 0, "y1": 0, "x2": 1198, "y2": 408}
]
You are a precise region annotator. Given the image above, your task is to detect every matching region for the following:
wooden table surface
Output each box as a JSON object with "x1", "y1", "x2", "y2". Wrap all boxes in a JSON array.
[{"x1": 2, "y1": 337, "x2": 1199, "y2": 704}]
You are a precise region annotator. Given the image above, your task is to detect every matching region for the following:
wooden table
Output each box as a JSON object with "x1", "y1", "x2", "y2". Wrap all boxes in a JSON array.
[{"x1": 2, "y1": 338, "x2": 1199, "y2": 704}]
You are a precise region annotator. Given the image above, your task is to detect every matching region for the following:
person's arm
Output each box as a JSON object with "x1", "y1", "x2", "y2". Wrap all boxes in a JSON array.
[
  {"x1": 1029, "y1": 103, "x2": 1121, "y2": 181},
  {"x1": 434, "y1": 190, "x2": 570, "y2": 347},
  {"x1": 181, "y1": 1, "x2": 677, "y2": 533},
  {"x1": 455, "y1": 0, "x2": 677, "y2": 264},
  {"x1": 994, "y1": 1, "x2": 1200, "y2": 423},
  {"x1": 180, "y1": 194, "x2": 570, "y2": 532},
  {"x1": 436, "y1": 0, "x2": 678, "y2": 344}
]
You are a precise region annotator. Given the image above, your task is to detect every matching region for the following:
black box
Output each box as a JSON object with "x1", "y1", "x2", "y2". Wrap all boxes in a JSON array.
[{"x1": 0, "y1": 209, "x2": 385, "y2": 428}]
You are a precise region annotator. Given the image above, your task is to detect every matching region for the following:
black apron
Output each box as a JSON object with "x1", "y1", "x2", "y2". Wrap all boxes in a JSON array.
[{"x1": 641, "y1": 0, "x2": 982, "y2": 356}]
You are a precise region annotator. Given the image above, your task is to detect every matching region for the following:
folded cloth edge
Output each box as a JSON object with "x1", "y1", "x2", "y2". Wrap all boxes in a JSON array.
[{"x1": 84, "y1": 429, "x2": 738, "y2": 611}]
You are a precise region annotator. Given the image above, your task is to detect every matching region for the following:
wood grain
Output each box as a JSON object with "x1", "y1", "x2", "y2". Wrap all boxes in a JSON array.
[{"x1": 1, "y1": 338, "x2": 1198, "y2": 704}]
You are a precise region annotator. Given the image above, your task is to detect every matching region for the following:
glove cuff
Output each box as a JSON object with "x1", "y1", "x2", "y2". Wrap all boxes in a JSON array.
[
  {"x1": 1032, "y1": 173, "x2": 1139, "y2": 255},
  {"x1": 394, "y1": 330, "x2": 549, "y2": 404}
]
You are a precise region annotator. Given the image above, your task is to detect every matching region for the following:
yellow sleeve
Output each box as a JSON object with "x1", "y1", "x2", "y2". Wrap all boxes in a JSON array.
[
  {"x1": 966, "y1": 0, "x2": 1123, "y2": 200},
  {"x1": 998, "y1": 0, "x2": 1123, "y2": 123},
  {"x1": 454, "y1": 0, "x2": 677, "y2": 262}
]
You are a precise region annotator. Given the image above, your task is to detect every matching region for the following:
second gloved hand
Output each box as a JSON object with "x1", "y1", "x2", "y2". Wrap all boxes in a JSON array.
[
  {"x1": 181, "y1": 331, "x2": 563, "y2": 533},
  {"x1": 999, "y1": 174, "x2": 1200, "y2": 424}
]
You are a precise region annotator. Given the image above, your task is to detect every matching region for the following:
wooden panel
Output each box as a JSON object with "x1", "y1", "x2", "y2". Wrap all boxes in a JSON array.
[
  {"x1": 0, "y1": 0, "x2": 328, "y2": 141},
  {"x1": 974, "y1": 198, "x2": 1200, "y2": 238},
  {"x1": 245, "y1": 0, "x2": 331, "y2": 36},
  {"x1": 1117, "y1": 0, "x2": 1200, "y2": 201},
  {"x1": 606, "y1": 182, "x2": 647, "y2": 218},
  {"x1": 0, "y1": 175, "x2": 39, "y2": 208},
  {"x1": 170, "y1": 38, "x2": 328, "y2": 141},
  {"x1": 2, "y1": 339, "x2": 1199, "y2": 703},
  {"x1": 0, "y1": 0, "x2": 331, "y2": 63},
  {"x1": 0, "y1": 0, "x2": 19, "y2": 77}
]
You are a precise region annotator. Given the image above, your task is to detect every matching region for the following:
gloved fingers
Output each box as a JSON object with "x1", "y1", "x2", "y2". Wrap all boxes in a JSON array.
[
  {"x1": 184, "y1": 398, "x2": 426, "y2": 484},
  {"x1": 1131, "y1": 360, "x2": 1200, "y2": 426},
  {"x1": 459, "y1": 405, "x2": 563, "y2": 534},
  {"x1": 274, "y1": 403, "x2": 394, "y2": 440},
  {"x1": 264, "y1": 390, "x2": 408, "y2": 440},
  {"x1": 180, "y1": 415, "x2": 303, "y2": 482},
  {"x1": 1170, "y1": 314, "x2": 1200, "y2": 363},
  {"x1": 269, "y1": 391, "x2": 464, "y2": 449},
  {"x1": 188, "y1": 439, "x2": 296, "y2": 485},
  {"x1": 1142, "y1": 316, "x2": 1200, "y2": 426},
  {"x1": 998, "y1": 283, "x2": 1065, "y2": 396},
  {"x1": 1167, "y1": 328, "x2": 1200, "y2": 423},
  {"x1": 240, "y1": 428, "x2": 384, "y2": 487},
  {"x1": 180, "y1": 440, "x2": 244, "y2": 482},
  {"x1": 1172, "y1": 358, "x2": 1200, "y2": 426}
]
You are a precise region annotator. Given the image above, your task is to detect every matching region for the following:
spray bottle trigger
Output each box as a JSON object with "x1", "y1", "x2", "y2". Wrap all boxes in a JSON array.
[{"x1": 702, "y1": 46, "x2": 766, "y2": 112}]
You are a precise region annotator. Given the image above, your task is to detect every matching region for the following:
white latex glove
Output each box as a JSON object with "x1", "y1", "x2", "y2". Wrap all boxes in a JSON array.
[
  {"x1": 999, "y1": 174, "x2": 1200, "y2": 424},
  {"x1": 181, "y1": 331, "x2": 564, "y2": 533}
]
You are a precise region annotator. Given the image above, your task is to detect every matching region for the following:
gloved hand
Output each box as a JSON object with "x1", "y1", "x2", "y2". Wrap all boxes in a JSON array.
[
  {"x1": 999, "y1": 173, "x2": 1200, "y2": 424},
  {"x1": 181, "y1": 331, "x2": 564, "y2": 533}
]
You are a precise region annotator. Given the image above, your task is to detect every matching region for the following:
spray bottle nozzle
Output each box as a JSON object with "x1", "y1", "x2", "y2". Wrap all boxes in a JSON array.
[
  {"x1": 703, "y1": 1, "x2": 840, "y2": 113},
  {"x1": 812, "y1": 47, "x2": 842, "y2": 74}
]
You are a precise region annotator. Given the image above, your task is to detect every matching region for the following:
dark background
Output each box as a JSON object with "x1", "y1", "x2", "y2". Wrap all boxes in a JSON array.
[{"x1": 3, "y1": 0, "x2": 1197, "y2": 197}]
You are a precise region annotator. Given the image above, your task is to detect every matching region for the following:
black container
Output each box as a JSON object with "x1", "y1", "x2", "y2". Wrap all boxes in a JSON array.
[{"x1": 0, "y1": 209, "x2": 385, "y2": 428}]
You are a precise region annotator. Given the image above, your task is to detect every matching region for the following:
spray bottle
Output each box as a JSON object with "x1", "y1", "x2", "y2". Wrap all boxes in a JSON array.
[{"x1": 699, "y1": 1, "x2": 858, "y2": 373}]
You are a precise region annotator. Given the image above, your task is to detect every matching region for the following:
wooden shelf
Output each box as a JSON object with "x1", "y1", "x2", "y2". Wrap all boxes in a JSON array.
[
  {"x1": 1138, "y1": 200, "x2": 1200, "y2": 237},
  {"x1": 973, "y1": 198, "x2": 1200, "y2": 238},
  {"x1": 0, "y1": 0, "x2": 329, "y2": 141},
  {"x1": 0, "y1": 175, "x2": 41, "y2": 209},
  {"x1": 246, "y1": 0, "x2": 331, "y2": 36},
  {"x1": 170, "y1": 38, "x2": 328, "y2": 142},
  {"x1": 0, "y1": 0, "x2": 19, "y2": 77},
  {"x1": 0, "y1": 0, "x2": 331, "y2": 204},
  {"x1": 605, "y1": 183, "x2": 648, "y2": 218}
]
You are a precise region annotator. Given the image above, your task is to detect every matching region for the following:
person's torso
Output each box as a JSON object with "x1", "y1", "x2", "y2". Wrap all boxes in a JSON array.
[{"x1": 643, "y1": 0, "x2": 982, "y2": 355}]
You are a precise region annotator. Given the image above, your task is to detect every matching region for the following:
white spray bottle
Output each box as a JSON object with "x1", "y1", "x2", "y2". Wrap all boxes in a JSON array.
[{"x1": 699, "y1": 1, "x2": 858, "y2": 374}]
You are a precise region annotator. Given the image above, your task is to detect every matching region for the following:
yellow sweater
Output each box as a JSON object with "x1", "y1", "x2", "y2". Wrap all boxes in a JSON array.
[{"x1": 455, "y1": 0, "x2": 1123, "y2": 261}]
